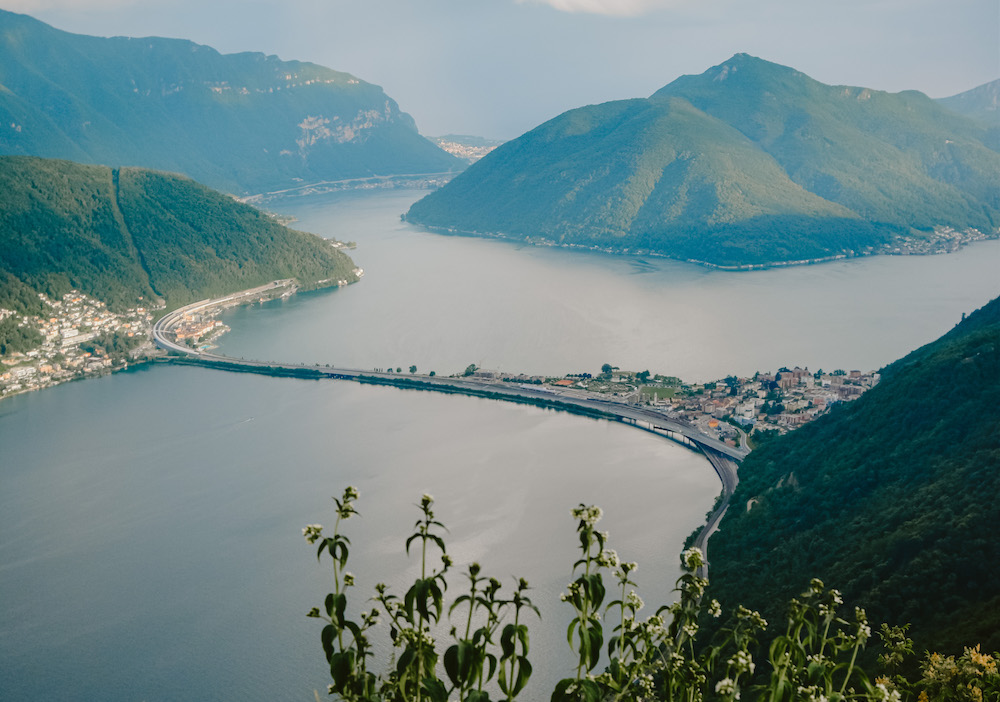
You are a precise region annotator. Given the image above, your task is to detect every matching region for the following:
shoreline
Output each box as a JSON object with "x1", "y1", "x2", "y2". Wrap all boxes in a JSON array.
[
  {"x1": 405, "y1": 221, "x2": 1000, "y2": 271},
  {"x1": 0, "y1": 274, "x2": 362, "y2": 404}
]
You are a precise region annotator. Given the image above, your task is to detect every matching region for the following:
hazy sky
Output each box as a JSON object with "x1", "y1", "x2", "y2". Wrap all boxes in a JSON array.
[{"x1": 8, "y1": 0, "x2": 1000, "y2": 139}]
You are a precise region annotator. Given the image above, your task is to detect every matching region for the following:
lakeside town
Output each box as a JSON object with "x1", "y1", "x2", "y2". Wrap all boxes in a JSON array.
[{"x1": 0, "y1": 291, "x2": 156, "y2": 398}]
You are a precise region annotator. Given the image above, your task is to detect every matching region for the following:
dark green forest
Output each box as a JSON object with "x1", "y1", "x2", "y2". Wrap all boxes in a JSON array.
[
  {"x1": 0, "y1": 156, "x2": 359, "y2": 316},
  {"x1": 407, "y1": 54, "x2": 1000, "y2": 267},
  {"x1": 704, "y1": 294, "x2": 1000, "y2": 656}
]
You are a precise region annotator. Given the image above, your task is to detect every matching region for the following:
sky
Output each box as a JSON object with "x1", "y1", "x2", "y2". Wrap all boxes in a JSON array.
[{"x1": 6, "y1": 0, "x2": 1000, "y2": 140}]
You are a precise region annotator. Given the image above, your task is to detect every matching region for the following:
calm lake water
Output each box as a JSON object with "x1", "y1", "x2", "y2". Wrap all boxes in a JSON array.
[
  {"x1": 2, "y1": 189, "x2": 999, "y2": 701},
  {"x1": 218, "y1": 190, "x2": 1000, "y2": 382}
]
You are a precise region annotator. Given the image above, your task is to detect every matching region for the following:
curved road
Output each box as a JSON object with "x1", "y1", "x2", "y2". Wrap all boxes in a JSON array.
[{"x1": 153, "y1": 288, "x2": 746, "y2": 570}]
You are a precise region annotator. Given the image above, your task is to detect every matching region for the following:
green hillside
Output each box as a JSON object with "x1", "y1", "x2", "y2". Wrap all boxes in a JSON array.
[
  {"x1": 0, "y1": 10, "x2": 462, "y2": 194},
  {"x1": 406, "y1": 55, "x2": 1000, "y2": 267},
  {"x1": 704, "y1": 294, "x2": 1000, "y2": 655},
  {"x1": 0, "y1": 156, "x2": 360, "y2": 314}
]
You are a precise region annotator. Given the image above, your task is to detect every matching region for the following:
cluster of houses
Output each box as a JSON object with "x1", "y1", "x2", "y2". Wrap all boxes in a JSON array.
[
  {"x1": 652, "y1": 367, "x2": 879, "y2": 440},
  {"x1": 0, "y1": 291, "x2": 155, "y2": 398}
]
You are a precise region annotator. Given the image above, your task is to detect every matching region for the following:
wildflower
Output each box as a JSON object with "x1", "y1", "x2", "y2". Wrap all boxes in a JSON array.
[
  {"x1": 709, "y1": 599, "x2": 722, "y2": 618},
  {"x1": 306, "y1": 607, "x2": 321, "y2": 618},
  {"x1": 682, "y1": 547, "x2": 704, "y2": 571},
  {"x1": 638, "y1": 673, "x2": 655, "y2": 696},
  {"x1": 797, "y1": 685, "x2": 827, "y2": 702},
  {"x1": 729, "y1": 649, "x2": 755, "y2": 675},
  {"x1": 808, "y1": 578, "x2": 824, "y2": 595},
  {"x1": 598, "y1": 549, "x2": 620, "y2": 568},
  {"x1": 715, "y1": 677, "x2": 739, "y2": 698},
  {"x1": 874, "y1": 682, "x2": 901, "y2": 702},
  {"x1": 855, "y1": 607, "x2": 871, "y2": 642},
  {"x1": 441, "y1": 553, "x2": 453, "y2": 568},
  {"x1": 626, "y1": 590, "x2": 644, "y2": 611},
  {"x1": 830, "y1": 589, "x2": 843, "y2": 605},
  {"x1": 644, "y1": 614, "x2": 665, "y2": 636},
  {"x1": 571, "y1": 504, "x2": 604, "y2": 526},
  {"x1": 968, "y1": 644, "x2": 997, "y2": 673},
  {"x1": 302, "y1": 524, "x2": 323, "y2": 544},
  {"x1": 421, "y1": 493, "x2": 434, "y2": 508},
  {"x1": 344, "y1": 486, "x2": 360, "y2": 501},
  {"x1": 682, "y1": 621, "x2": 699, "y2": 638},
  {"x1": 343, "y1": 572, "x2": 355, "y2": 587}
]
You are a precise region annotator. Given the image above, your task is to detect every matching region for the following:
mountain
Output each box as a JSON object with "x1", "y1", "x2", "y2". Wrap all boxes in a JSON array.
[
  {"x1": 938, "y1": 79, "x2": 1000, "y2": 126},
  {"x1": 0, "y1": 10, "x2": 462, "y2": 195},
  {"x1": 406, "y1": 54, "x2": 1000, "y2": 267},
  {"x1": 704, "y1": 295, "x2": 1000, "y2": 654},
  {"x1": 0, "y1": 155, "x2": 360, "y2": 316}
]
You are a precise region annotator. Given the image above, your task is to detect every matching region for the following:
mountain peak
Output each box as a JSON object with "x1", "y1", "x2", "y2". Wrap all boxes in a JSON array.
[{"x1": 652, "y1": 54, "x2": 811, "y2": 100}]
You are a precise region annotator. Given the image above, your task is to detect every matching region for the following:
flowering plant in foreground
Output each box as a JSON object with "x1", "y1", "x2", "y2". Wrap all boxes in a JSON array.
[{"x1": 306, "y1": 490, "x2": 999, "y2": 702}]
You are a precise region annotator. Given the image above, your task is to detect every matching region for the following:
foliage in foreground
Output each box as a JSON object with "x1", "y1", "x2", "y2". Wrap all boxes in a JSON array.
[{"x1": 305, "y1": 488, "x2": 1000, "y2": 702}]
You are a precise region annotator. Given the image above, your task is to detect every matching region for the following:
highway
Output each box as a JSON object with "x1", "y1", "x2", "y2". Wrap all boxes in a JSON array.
[{"x1": 153, "y1": 288, "x2": 746, "y2": 570}]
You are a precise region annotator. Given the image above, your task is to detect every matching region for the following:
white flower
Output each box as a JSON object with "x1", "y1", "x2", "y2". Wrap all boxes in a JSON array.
[
  {"x1": 715, "y1": 677, "x2": 739, "y2": 698},
  {"x1": 682, "y1": 547, "x2": 704, "y2": 570},
  {"x1": 709, "y1": 599, "x2": 722, "y2": 618},
  {"x1": 729, "y1": 649, "x2": 755, "y2": 674},
  {"x1": 626, "y1": 590, "x2": 644, "y2": 610},
  {"x1": 302, "y1": 524, "x2": 323, "y2": 544},
  {"x1": 598, "y1": 549, "x2": 620, "y2": 568}
]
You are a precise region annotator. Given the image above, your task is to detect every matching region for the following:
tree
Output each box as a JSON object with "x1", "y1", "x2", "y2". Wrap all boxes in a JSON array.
[
  {"x1": 409, "y1": 365, "x2": 417, "y2": 374},
  {"x1": 601, "y1": 363, "x2": 613, "y2": 375},
  {"x1": 463, "y1": 364, "x2": 477, "y2": 377}
]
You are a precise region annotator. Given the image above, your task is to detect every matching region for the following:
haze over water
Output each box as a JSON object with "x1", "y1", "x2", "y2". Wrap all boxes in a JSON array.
[{"x1": 2, "y1": 189, "x2": 999, "y2": 700}]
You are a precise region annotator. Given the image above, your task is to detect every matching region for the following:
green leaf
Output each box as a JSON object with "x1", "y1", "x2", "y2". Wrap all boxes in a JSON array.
[
  {"x1": 586, "y1": 625, "x2": 603, "y2": 671},
  {"x1": 501, "y1": 623, "x2": 516, "y2": 658},
  {"x1": 321, "y1": 624, "x2": 336, "y2": 661},
  {"x1": 397, "y1": 647, "x2": 416, "y2": 676},
  {"x1": 444, "y1": 644, "x2": 462, "y2": 687},
  {"x1": 422, "y1": 676, "x2": 449, "y2": 702},
  {"x1": 514, "y1": 656, "x2": 532, "y2": 696},
  {"x1": 517, "y1": 624, "x2": 530, "y2": 655},
  {"x1": 329, "y1": 650, "x2": 355, "y2": 689}
]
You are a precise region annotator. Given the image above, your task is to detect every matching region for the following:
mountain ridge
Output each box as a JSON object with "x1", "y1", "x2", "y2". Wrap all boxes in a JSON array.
[
  {"x1": 406, "y1": 54, "x2": 1000, "y2": 267},
  {"x1": 0, "y1": 9, "x2": 463, "y2": 194}
]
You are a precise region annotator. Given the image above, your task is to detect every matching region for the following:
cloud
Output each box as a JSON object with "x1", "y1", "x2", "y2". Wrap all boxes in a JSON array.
[{"x1": 514, "y1": 0, "x2": 681, "y2": 17}]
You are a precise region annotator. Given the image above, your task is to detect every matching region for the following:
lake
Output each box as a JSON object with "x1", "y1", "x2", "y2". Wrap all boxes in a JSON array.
[{"x1": 2, "y1": 188, "x2": 998, "y2": 700}]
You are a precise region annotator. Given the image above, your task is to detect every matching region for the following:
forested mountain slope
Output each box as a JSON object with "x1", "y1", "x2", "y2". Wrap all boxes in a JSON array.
[
  {"x1": 0, "y1": 156, "x2": 359, "y2": 315},
  {"x1": 407, "y1": 55, "x2": 1000, "y2": 267},
  {"x1": 705, "y1": 294, "x2": 1000, "y2": 654},
  {"x1": 0, "y1": 10, "x2": 462, "y2": 194}
]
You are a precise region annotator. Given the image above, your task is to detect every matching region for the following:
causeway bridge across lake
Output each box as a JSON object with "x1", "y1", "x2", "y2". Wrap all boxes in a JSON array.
[{"x1": 152, "y1": 288, "x2": 747, "y2": 569}]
